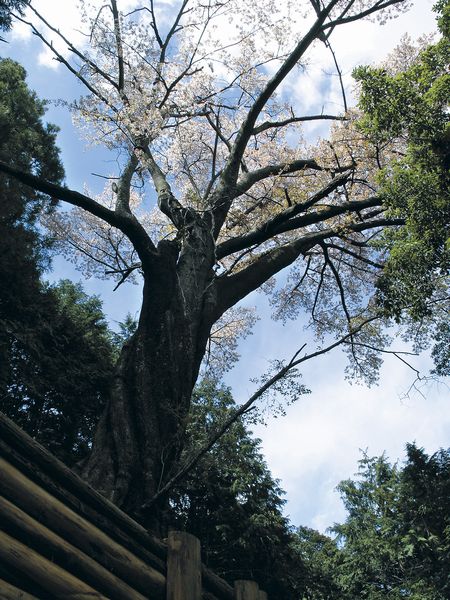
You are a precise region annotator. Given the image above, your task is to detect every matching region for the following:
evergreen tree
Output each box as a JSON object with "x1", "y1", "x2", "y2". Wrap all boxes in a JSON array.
[
  {"x1": 0, "y1": 57, "x2": 64, "y2": 412},
  {"x1": 169, "y1": 378, "x2": 305, "y2": 598},
  {"x1": 332, "y1": 445, "x2": 450, "y2": 599},
  {"x1": 1, "y1": 280, "x2": 116, "y2": 465},
  {"x1": 0, "y1": 59, "x2": 115, "y2": 464},
  {"x1": 354, "y1": 6, "x2": 449, "y2": 340},
  {"x1": 292, "y1": 526, "x2": 344, "y2": 600},
  {"x1": 0, "y1": 0, "x2": 27, "y2": 33}
]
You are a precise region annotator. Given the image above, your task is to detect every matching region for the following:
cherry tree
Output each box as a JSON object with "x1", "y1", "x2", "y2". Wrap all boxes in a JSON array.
[{"x1": 1, "y1": 0, "x2": 446, "y2": 529}]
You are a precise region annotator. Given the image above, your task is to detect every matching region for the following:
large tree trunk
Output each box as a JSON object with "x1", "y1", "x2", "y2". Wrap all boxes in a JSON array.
[{"x1": 81, "y1": 230, "x2": 218, "y2": 532}]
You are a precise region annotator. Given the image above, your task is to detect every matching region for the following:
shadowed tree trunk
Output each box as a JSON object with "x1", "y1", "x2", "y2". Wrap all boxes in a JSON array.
[{"x1": 80, "y1": 223, "x2": 219, "y2": 529}]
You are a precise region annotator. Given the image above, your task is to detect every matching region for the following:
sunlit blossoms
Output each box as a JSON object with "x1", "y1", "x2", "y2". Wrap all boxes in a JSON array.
[{"x1": 15, "y1": 0, "x2": 415, "y2": 378}]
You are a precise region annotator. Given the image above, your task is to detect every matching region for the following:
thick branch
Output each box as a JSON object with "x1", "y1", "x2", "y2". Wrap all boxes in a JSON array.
[
  {"x1": 253, "y1": 114, "x2": 346, "y2": 135},
  {"x1": 159, "y1": 0, "x2": 189, "y2": 65},
  {"x1": 137, "y1": 145, "x2": 187, "y2": 230},
  {"x1": 217, "y1": 174, "x2": 377, "y2": 259},
  {"x1": 212, "y1": 0, "x2": 341, "y2": 233},
  {"x1": 216, "y1": 217, "x2": 403, "y2": 313},
  {"x1": 0, "y1": 160, "x2": 157, "y2": 262},
  {"x1": 235, "y1": 158, "x2": 322, "y2": 196},
  {"x1": 115, "y1": 153, "x2": 139, "y2": 214},
  {"x1": 110, "y1": 0, "x2": 125, "y2": 93}
]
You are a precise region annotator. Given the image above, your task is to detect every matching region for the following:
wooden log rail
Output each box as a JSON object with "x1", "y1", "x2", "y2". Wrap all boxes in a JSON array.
[{"x1": 0, "y1": 412, "x2": 269, "y2": 599}]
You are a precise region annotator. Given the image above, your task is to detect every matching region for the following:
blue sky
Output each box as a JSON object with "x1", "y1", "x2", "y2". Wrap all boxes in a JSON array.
[{"x1": 2, "y1": 0, "x2": 448, "y2": 532}]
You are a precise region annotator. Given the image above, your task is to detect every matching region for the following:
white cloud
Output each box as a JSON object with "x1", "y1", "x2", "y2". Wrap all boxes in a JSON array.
[
  {"x1": 247, "y1": 347, "x2": 449, "y2": 531},
  {"x1": 10, "y1": 0, "x2": 142, "y2": 68},
  {"x1": 276, "y1": 0, "x2": 438, "y2": 124}
]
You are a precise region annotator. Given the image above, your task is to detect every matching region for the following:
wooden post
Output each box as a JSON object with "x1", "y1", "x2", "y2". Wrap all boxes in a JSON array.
[
  {"x1": 258, "y1": 592, "x2": 268, "y2": 600},
  {"x1": 234, "y1": 580, "x2": 259, "y2": 600},
  {"x1": 166, "y1": 531, "x2": 201, "y2": 600}
]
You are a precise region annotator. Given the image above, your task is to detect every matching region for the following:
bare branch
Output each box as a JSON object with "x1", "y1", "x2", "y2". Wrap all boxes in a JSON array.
[
  {"x1": 253, "y1": 113, "x2": 346, "y2": 135},
  {"x1": 0, "y1": 160, "x2": 157, "y2": 261},
  {"x1": 312, "y1": 261, "x2": 328, "y2": 322},
  {"x1": 159, "y1": 0, "x2": 190, "y2": 65},
  {"x1": 148, "y1": 0, "x2": 163, "y2": 48},
  {"x1": 142, "y1": 313, "x2": 381, "y2": 508},
  {"x1": 323, "y1": 0, "x2": 407, "y2": 31},
  {"x1": 324, "y1": 39, "x2": 348, "y2": 112},
  {"x1": 216, "y1": 217, "x2": 403, "y2": 314},
  {"x1": 21, "y1": 6, "x2": 119, "y2": 97},
  {"x1": 106, "y1": 264, "x2": 142, "y2": 290},
  {"x1": 322, "y1": 243, "x2": 352, "y2": 326},
  {"x1": 324, "y1": 242, "x2": 384, "y2": 269}
]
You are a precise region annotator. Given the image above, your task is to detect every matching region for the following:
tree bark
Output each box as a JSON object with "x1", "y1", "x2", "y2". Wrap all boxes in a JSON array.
[{"x1": 81, "y1": 226, "x2": 217, "y2": 532}]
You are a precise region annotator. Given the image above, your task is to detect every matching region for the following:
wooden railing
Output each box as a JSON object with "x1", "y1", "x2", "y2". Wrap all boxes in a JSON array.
[{"x1": 0, "y1": 412, "x2": 268, "y2": 599}]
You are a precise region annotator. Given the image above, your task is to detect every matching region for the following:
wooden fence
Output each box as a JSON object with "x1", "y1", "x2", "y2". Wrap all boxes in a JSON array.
[{"x1": 0, "y1": 412, "x2": 268, "y2": 599}]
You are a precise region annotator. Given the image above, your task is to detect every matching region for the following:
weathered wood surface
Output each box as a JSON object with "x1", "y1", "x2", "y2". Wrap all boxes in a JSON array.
[
  {"x1": 0, "y1": 494, "x2": 148, "y2": 600},
  {"x1": 258, "y1": 592, "x2": 268, "y2": 600},
  {"x1": 0, "y1": 457, "x2": 166, "y2": 598},
  {"x1": 201, "y1": 565, "x2": 235, "y2": 600},
  {"x1": 0, "y1": 530, "x2": 107, "y2": 599},
  {"x1": 0, "y1": 412, "x2": 235, "y2": 600},
  {"x1": 0, "y1": 412, "x2": 166, "y2": 566},
  {"x1": 0, "y1": 578, "x2": 39, "y2": 600},
  {"x1": 0, "y1": 562, "x2": 51, "y2": 597},
  {"x1": 234, "y1": 580, "x2": 260, "y2": 600},
  {"x1": 167, "y1": 531, "x2": 202, "y2": 600}
]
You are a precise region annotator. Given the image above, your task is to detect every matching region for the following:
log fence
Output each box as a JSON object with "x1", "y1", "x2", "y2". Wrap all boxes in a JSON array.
[{"x1": 0, "y1": 412, "x2": 269, "y2": 599}]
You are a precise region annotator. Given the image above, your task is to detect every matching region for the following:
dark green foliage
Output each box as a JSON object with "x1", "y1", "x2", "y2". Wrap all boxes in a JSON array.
[
  {"x1": 0, "y1": 58, "x2": 63, "y2": 185},
  {"x1": 0, "y1": 0, "x2": 27, "y2": 33},
  {"x1": 1, "y1": 57, "x2": 63, "y2": 408},
  {"x1": 331, "y1": 445, "x2": 450, "y2": 599},
  {"x1": 168, "y1": 378, "x2": 305, "y2": 598},
  {"x1": 354, "y1": 12, "x2": 449, "y2": 325},
  {"x1": 0, "y1": 58, "x2": 115, "y2": 465},
  {"x1": 431, "y1": 321, "x2": 450, "y2": 376},
  {"x1": 1, "y1": 280, "x2": 116, "y2": 464},
  {"x1": 398, "y1": 444, "x2": 450, "y2": 596},
  {"x1": 285, "y1": 446, "x2": 450, "y2": 599},
  {"x1": 0, "y1": 57, "x2": 64, "y2": 335},
  {"x1": 333, "y1": 455, "x2": 405, "y2": 598},
  {"x1": 110, "y1": 312, "x2": 138, "y2": 351},
  {"x1": 292, "y1": 526, "x2": 343, "y2": 600}
]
